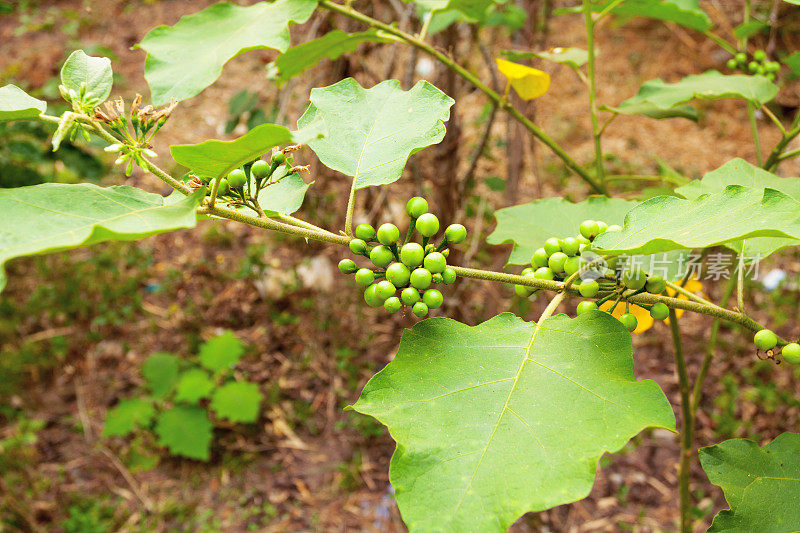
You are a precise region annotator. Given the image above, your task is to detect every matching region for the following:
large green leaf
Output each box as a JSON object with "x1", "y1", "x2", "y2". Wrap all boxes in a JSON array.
[
  {"x1": 0, "y1": 85, "x2": 46, "y2": 122},
  {"x1": 677, "y1": 159, "x2": 800, "y2": 260},
  {"x1": 502, "y1": 47, "x2": 589, "y2": 69},
  {"x1": 699, "y1": 433, "x2": 800, "y2": 532},
  {"x1": 154, "y1": 405, "x2": 214, "y2": 461},
  {"x1": 60, "y1": 50, "x2": 113, "y2": 107},
  {"x1": 137, "y1": 0, "x2": 317, "y2": 105},
  {"x1": 619, "y1": 71, "x2": 778, "y2": 112},
  {"x1": 298, "y1": 78, "x2": 454, "y2": 189},
  {"x1": 353, "y1": 313, "x2": 675, "y2": 532},
  {"x1": 170, "y1": 122, "x2": 324, "y2": 180},
  {"x1": 266, "y1": 29, "x2": 391, "y2": 88},
  {"x1": 0, "y1": 184, "x2": 203, "y2": 293},
  {"x1": 257, "y1": 173, "x2": 312, "y2": 216},
  {"x1": 487, "y1": 196, "x2": 636, "y2": 265},
  {"x1": 592, "y1": 186, "x2": 800, "y2": 256},
  {"x1": 602, "y1": 101, "x2": 699, "y2": 121},
  {"x1": 409, "y1": 0, "x2": 498, "y2": 19}
]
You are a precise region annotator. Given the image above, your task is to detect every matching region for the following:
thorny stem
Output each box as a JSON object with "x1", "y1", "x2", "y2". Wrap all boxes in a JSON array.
[
  {"x1": 583, "y1": 0, "x2": 605, "y2": 186},
  {"x1": 317, "y1": 0, "x2": 609, "y2": 196},
  {"x1": 669, "y1": 309, "x2": 693, "y2": 533}
]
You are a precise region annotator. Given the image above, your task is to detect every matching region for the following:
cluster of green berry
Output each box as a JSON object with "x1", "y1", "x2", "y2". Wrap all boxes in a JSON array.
[
  {"x1": 338, "y1": 197, "x2": 466, "y2": 317},
  {"x1": 191, "y1": 151, "x2": 289, "y2": 200},
  {"x1": 726, "y1": 50, "x2": 780, "y2": 81},
  {"x1": 753, "y1": 330, "x2": 800, "y2": 365},
  {"x1": 514, "y1": 219, "x2": 671, "y2": 332}
]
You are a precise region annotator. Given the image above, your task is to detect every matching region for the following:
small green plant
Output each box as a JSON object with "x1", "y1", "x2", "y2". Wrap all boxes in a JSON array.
[{"x1": 103, "y1": 331, "x2": 263, "y2": 461}]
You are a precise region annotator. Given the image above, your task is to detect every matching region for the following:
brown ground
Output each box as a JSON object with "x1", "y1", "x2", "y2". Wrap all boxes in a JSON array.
[{"x1": 2, "y1": 1, "x2": 800, "y2": 532}]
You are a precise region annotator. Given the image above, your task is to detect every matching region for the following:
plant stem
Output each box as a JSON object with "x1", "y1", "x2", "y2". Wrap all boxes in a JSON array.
[
  {"x1": 747, "y1": 103, "x2": 763, "y2": 166},
  {"x1": 762, "y1": 123, "x2": 800, "y2": 170},
  {"x1": 761, "y1": 105, "x2": 786, "y2": 136},
  {"x1": 344, "y1": 179, "x2": 357, "y2": 237},
  {"x1": 669, "y1": 308, "x2": 693, "y2": 533},
  {"x1": 666, "y1": 280, "x2": 716, "y2": 307},
  {"x1": 583, "y1": 0, "x2": 605, "y2": 186},
  {"x1": 702, "y1": 30, "x2": 738, "y2": 54},
  {"x1": 691, "y1": 274, "x2": 737, "y2": 414},
  {"x1": 736, "y1": 253, "x2": 745, "y2": 313},
  {"x1": 317, "y1": 0, "x2": 608, "y2": 195},
  {"x1": 139, "y1": 157, "x2": 192, "y2": 193}
]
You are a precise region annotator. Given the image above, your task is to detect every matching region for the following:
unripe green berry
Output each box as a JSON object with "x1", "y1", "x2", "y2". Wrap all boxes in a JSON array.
[
  {"x1": 576, "y1": 301, "x2": 598, "y2": 315},
  {"x1": 726, "y1": 58, "x2": 737, "y2": 70},
  {"x1": 782, "y1": 343, "x2": 800, "y2": 365},
  {"x1": 386, "y1": 262, "x2": 411, "y2": 287},
  {"x1": 534, "y1": 267, "x2": 554, "y2": 281},
  {"x1": 271, "y1": 151, "x2": 285, "y2": 164},
  {"x1": 410, "y1": 268, "x2": 433, "y2": 290},
  {"x1": 564, "y1": 256, "x2": 582, "y2": 277},
  {"x1": 561, "y1": 237, "x2": 580, "y2": 257},
  {"x1": 445, "y1": 224, "x2": 467, "y2": 244},
  {"x1": 596, "y1": 221, "x2": 608, "y2": 234},
  {"x1": 754, "y1": 329, "x2": 778, "y2": 351},
  {"x1": 578, "y1": 279, "x2": 599, "y2": 298},
  {"x1": 423, "y1": 289, "x2": 443, "y2": 309},
  {"x1": 623, "y1": 269, "x2": 647, "y2": 291},
  {"x1": 735, "y1": 52, "x2": 747, "y2": 64},
  {"x1": 424, "y1": 252, "x2": 447, "y2": 273},
  {"x1": 412, "y1": 301, "x2": 429, "y2": 317},
  {"x1": 748, "y1": 61, "x2": 759, "y2": 72},
  {"x1": 401, "y1": 287, "x2": 421, "y2": 305},
  {"x1": 579, "y1": 220, "x2": 601, "y2": 240},
  {"x1": 575, "y1": 235, "x2": 591, "y2": 246},
  {"x1": 543, "y1": 238, "x2": 561, "y2": 256},
  {"x1": 606, "y1": 224, "x2": 622, "y2": 233},
  {"x1": 645, "y1": 275, "x2": 667, "y2": 294},
  {"x1": 619, "y1": 313, "x2": 638, "y2": 332},
  {"x1": 377, "y1": 223, "x2": 400, "y2": 245},
  {"x1": 442, "y1": 267, "x2": 457, "y2": 285},
  {"x1": 370, "y1": 245, "x2": 394, "y2": 269},
  {"x1": 548, "y1": 252, "x2": 568, "y2": 273},
  {"x1": 431, "y1": 273, "x2": 443, "y2": 284},
  {"x1": 355, "y1": 224, "x2": 376, "y2": 241},
  {"x1": 754, "y1": 50, "x2": 766, "y2": 62},
  {"x1": 354, "y1": 268, "x2": 375, "y2": 287},
  {"x1": 650, "y1": 302, "x2": 669, "y2": 321},
  {"x1": 227, "y1": 168, "x2": 247, "y2": 189},
  {"x1": 216, "y1": 178, "x2": 230, "y2": 196},
  {"x1": 416, "y1": 213, "x2": 440, "y2": 237},
  {"x1": 400, "y1": 243, "x2": 425, "y2": 268},
  {"x1": 532, "y1": 248, "x2": 549, "y2": 268},
  {"x1": 384, "y1": 296, "x2": 402, "y2": 314},
  {"x1": 338, "y1": 258, "x2": 357, "y2": 274},
  {"x1": 349, "y1": 238, "x2": 368, "y2": 255},
  {"x1": 251, "y1": 159, "x2": 270, "y2": 179},
  {"x1": 363, "y1": 284, "x2": 383, "y2": 307},
  {"x1": 375, "y1": 280, "x2": 396, "y2": 301},
  {"x1": 515, "y1": 284, "x2": 535, "y2": 298},
  {"x1": 406, "y1": 196, "x2": 429, "y2": 218}
]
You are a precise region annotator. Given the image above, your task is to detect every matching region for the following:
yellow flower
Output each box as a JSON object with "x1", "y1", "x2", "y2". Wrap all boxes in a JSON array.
[
  {"x1": 599, "y1": 278, "x2": 705, "y2": 334},
  {"x1": 495, "y1": 58, "x2": 551, "y2": 100}
]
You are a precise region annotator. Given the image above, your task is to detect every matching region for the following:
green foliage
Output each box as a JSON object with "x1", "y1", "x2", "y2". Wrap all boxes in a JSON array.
[
  {"x1": 171, "y1": 122, "x2": 323, "y2": 180},
  {"x1": 0, "y1": 84, "x2": 46, "y2": 122},
  {"x1": 174, "y1": 368, "x2": 216, "y2": 404},
  {"x1": 102, "y1": 398, "x2": 156, "y2": 437},
  {"x1": 618, "y1": 71, "x2": 778, "y2": 116},
  {"x1": 0, "y1": 183, "x2": 204, "y2": 293},
  {"x1": 557, "y1": 0, "x2": 712, "y2": 32},
  {"x1": 487, "y1": 196, "x2": 634, "y2": 265},
  {"x1": 198, "y1": 330, "x2": 245, "y2": 373},
  {"x1": 267, "y1": 29, "x2": 392, "y2": 88},
  {"x1": 257, "y1": 173, "x2": 312, "y2": 216},
  {"x1": 210, "y1": 381, "x2": 263, "y2": 423},
  {"x1": 353, "y1": 313, "x2": 674, "y2": 531},
  {"x1": 592, "y1": 184, "x2": 800, "y2": 256},
  {"x1": 59, "y1": 50, "x2": 113, "y2": 110},
  {"x1": 502, "y1": 47, "x2": 588, "y2": 69},
  {"x1": 298, "y1": 78, "x2": 454, "y2": 189},
  {"x1": 154, "y1": 405, "x2": 214, "y2": 461},
  {"x1": 601, "y1": 101, "x2": 699, "y2": 121},
  {"x1": 103, "y1": 333, "x2": 261, "y2": 461},
  {"x1": 142, "y1": 352, "x2": 181, "y2": 397},
  {"x1": 733, "y1": 21, "x2": 769, "y2": 40},
  {"x1": 137, "y1": 0, "x2": 318, "y2": 105},
  {"x1": 699, "y1": 432, "x2": 800, "y2": 531}
]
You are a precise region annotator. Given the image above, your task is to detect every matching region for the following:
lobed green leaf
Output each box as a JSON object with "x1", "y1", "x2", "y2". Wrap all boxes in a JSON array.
[
  {"x1": 0, "y1": 184, "x2": 203, "y2": 293},
  {"x1": 102, "y1": 398, "x2": 156, "y2": 437},
  {"x1": 353, "y1": 313, "x2": 675, "y2": 532},
  {"x1": 555, "y1": 0, "x2": 712, "y2": 32},
  {"x1": 142, "y1": 352, "x2": 181, "y2": 398},
  {"x1": 298, "y1": 78, "x2": 454, "y2": 189},
  {"x1": 0, "y1": 84, "x2": 47, "y2": 122},
  {"x1": 154, "y1": 405, "x2": 214, "y2": 461},
  {"x1": 210, "y1": 381, "x2": 263, "y2": 423},
  {"x1": 198, "y1": 331, "x2": 245, "y2": 373},
  {"x1": 174, "y1": 369, "x2": 216, "y2": 404},
  {"x1": 137, "y1": 0, "x2": 317, "y2": 105},
  {"x1": 699, "y1": 432, "x2": 800, "y2": 532}
]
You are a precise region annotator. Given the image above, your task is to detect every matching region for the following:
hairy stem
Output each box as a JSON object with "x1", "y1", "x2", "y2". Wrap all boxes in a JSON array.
[
  {"x1": 747, "y1": 103, "x2": 763, "y2": 166},
  {"x1": 317, "y1": 0, "x2": 608, "y2": 195},
  {"x1": 344, "y1": 179, "x2": 358, "y2": 237},
  {"x1": 669, "y1": 309, "x2": 692, "y2": 533},
  {"x1": 583, "y1": 0, "x2": 605, "y2": 186}
]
